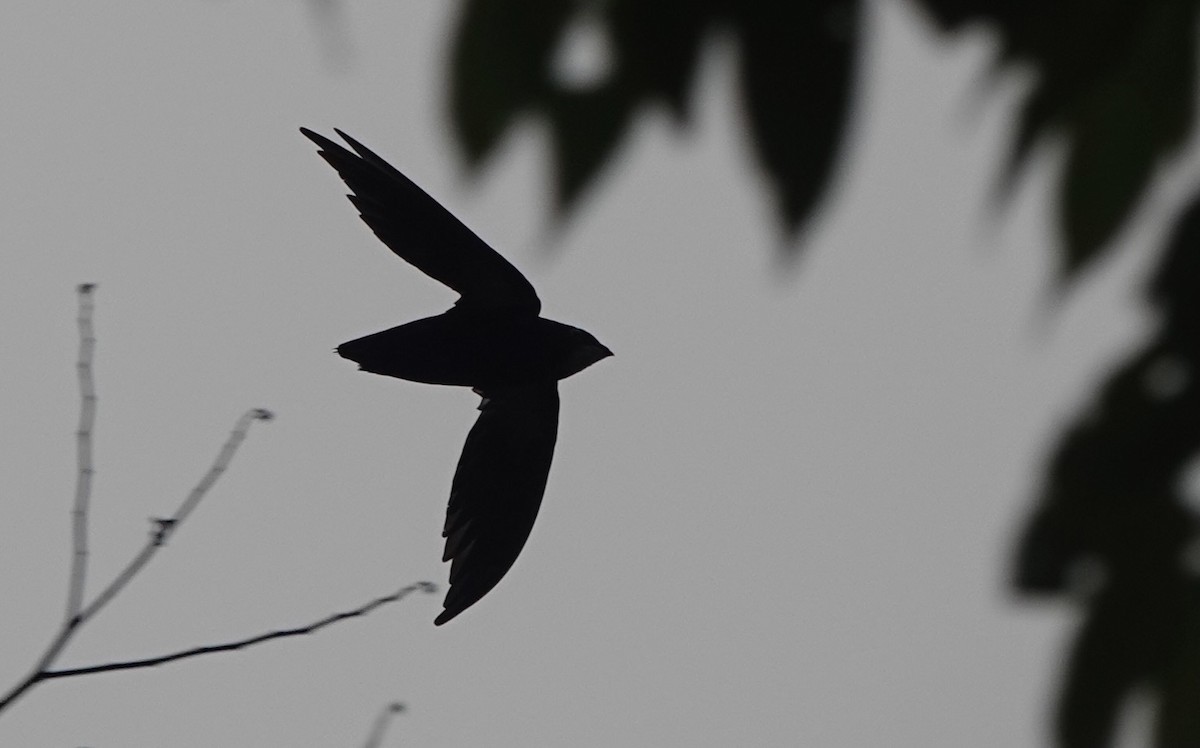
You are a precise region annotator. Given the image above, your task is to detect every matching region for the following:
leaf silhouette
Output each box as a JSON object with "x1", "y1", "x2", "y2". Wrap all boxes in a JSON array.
[
  {"x1": 1013, "y1": 191, "x2": 1200, "y2": 745},
  {"x1": 450, "y1": 0, "x2": 576, "y2": 163},
  {"x1": 448, "y1": 0, "x2": 861, "y2": 245},
  {"x1": 922, "y1": 0, "x2": 1197, "y2": 281},
  {"x1": 729, "y1": 1, "x2": 859, "y2": 233}
]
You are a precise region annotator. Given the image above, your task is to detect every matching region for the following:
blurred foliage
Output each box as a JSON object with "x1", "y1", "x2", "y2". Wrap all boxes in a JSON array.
[
  {"x1": 447, "y1": 1, "x2": 1200, "y2": 745},
  {"x1": 1015, "y1": 198, "x2": 1200, "y2": 746},
  {"x1": 450, "y1": 0, "x2": 858, "y2": 225},
  {"x1": 449, "y1": 0, "x2": 1197, "y2": 271},
  {"x1": 922, "y1": 0, "x2": 1197, "y2": 278}
]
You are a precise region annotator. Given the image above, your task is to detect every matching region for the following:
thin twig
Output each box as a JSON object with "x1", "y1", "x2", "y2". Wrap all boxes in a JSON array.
[
  {"x1": 0, "y1": 288, "x2": 433, "y2": 719},
  {"x1": 0, "y1": 288, "x2": 286, "y2": 715},
  {"x1": 42, "y1": 583, "x2": 435, "y2": 679},
  {"x1": 362, "y1": 701, "x2": 407, "y2": 748},
  {"x1": 0, "y1": 408, "x2": 275, "y2": 714},
  {"x1": 79, "y1": 407, "x2": 274, "y2": 622},
  {"x1": 66, "y1": 283, "x2": 97, "y2": 623}
]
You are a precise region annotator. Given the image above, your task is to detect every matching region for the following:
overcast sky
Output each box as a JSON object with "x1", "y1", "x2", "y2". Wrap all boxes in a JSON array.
[{"x1": 1, "y1": 1, "x2": 1194, "y2": 746}]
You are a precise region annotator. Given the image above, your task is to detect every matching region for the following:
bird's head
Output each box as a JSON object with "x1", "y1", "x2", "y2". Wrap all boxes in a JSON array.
[{"x1": 554, "y1": 325, "x2": 612, "y2": 380}]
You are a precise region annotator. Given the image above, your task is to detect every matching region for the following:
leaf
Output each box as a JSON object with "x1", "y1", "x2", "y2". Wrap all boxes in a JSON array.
[
  {"x1": 729, "y1": 0, "x2": 860, "y2": 236},
  {"x1": 1057, "y1": 3, "x2": 1195, "y2": 277},
  {"x1": 547, "y1": 86, "x2": 637, "y2": 209},
  {"x1": 1012, "y1": 504, "x2": 1088, "y2": 593},
  {"x1": 449, "y1": 0, "x2": 575, "y2": 164},
  {"x1": 604, "y1": 0, "x2": 711, "y2": 121},
  {"x1": 1156, "y1": 600, "x2": 1200, "y2": 747},
  {"x1": 1149, "y1": 192, "x2": 1200, "y2": 316},
  {"x1": 1013, "y1": 186, "x2": 1200, "y2": 746},
  {"x1": 447, "y1": 0, "x2": 862, "y2": 239},
  {"x1": 1055, "y1": 572, "x2": 1183, "y2": 748},
  {"x1": 919, "y1": 0, "x2": 1198, "y2": 281},
  {"x1": 1060, "y1": 84, "x2": 1161, "y2": 277}
]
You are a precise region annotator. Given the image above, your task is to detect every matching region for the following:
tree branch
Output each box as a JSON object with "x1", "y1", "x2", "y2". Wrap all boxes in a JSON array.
[
  {"x1": 362, "y1": 700, "x2": 407, "y2": 748},
  {"x1": 65, "y1": 282, "x2": 97, "y2": 623},
  {"x1": 0, "y1": 287, "x2": 435, "y2": 720},
  {"x1": 42, "y1": 582, "x2": 436, "y2": 680},
  {"x1": 0, "y1": 287, "x2": 287, "y2": 716},
  {"x1": 78, "y1": 407, "x2": 274, "y2": 623}
]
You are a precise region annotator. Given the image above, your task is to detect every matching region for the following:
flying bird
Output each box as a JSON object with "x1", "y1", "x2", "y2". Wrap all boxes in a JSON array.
[{"x1": 301, "y1": 128, "x2": 611, "y2": 625}]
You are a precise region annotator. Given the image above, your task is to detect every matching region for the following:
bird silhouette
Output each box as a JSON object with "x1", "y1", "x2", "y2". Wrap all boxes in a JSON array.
[{"x1": 302, "y1": 128, "x2": 611, "y2": 625}]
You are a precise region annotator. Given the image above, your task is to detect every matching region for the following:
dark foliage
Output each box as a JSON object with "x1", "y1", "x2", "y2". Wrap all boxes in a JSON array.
[
  {"x1": 921, "y1": 0, "x2": 1197, "y2": 278},
  {"x1": 1015, "y1": 196, "x2": 1200, "y2": 746},
  {"x1": 450, "y1": 0, "x2": 859, "y2": 237},
  {"x1": 446, "y1": 1, "x2": 1200, "y2": 742}
]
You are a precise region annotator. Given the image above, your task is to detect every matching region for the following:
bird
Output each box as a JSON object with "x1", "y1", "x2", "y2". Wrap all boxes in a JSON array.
[{"x1": 301, "y1": 128, "x2": 612, "y2": 625}]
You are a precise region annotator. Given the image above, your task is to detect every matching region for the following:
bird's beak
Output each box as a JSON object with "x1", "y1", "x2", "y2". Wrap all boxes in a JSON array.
[{"x1": 564, "y1": 343, "x2": 612, "y2": 378}]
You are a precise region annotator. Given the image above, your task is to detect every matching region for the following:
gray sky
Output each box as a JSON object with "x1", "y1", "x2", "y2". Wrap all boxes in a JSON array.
[{"x1": 0, "y1": 1, "x2": 1192, "y2": 745}]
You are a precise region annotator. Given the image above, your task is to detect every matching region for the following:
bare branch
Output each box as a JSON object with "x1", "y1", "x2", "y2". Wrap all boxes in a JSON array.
[
  {"x1": 0, "y1": 289, "x2": 285, "y2": 715},
  {"x1": 0, "y1": 622, "x2": 77, "y2": 714},
  {"x1": 42, "y1": 583, "x2": 436, "y2": 679},
  {"x1": 362, "y1": 701, "x2": 407, "y2": 748},
  {"x1": 79, "y1": 407, "x2": 274, "y2": 622},
  {"x1": 0, "y1": 288, "x2": 430, "y2": 720},
  {"x1": 66, "y1": 282, "x2": 97, "y2": 623}
]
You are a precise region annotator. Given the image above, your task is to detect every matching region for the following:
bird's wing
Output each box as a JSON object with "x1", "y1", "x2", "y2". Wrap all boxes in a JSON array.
[
  {"x1": 301, "y1": 127, "x2": 540, "y2": 314},
  {"x1": 435, "y1": 383, "x2": 560, "y2": 625}
]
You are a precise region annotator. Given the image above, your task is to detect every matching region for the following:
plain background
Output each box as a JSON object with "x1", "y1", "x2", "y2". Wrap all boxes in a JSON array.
[{"x1": 1, "y1": 1, "x2": 1196, "y2": 745}]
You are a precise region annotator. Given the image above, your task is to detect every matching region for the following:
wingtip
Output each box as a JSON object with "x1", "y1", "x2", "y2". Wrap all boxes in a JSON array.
[
  {"x1": 332, "y1": 128, "x2": 374, "y2": 159},
  {"x1": 435, "y1": 580, "x2": 488, "y2": 625},
  {"x1": 300, "y1": 126, "x2": 335, "y2": 150}
]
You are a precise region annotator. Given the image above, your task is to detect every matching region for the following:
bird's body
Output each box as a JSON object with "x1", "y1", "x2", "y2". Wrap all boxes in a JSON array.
[
  {"x1": 302, "y1": 128, "x2": 610, "y2": 625},
  {"x1": 338, "y1": 310, "x2": 605, "y2": 390}
]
